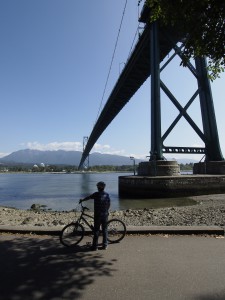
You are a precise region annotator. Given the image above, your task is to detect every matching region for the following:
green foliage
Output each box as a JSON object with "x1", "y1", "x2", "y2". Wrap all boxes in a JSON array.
[
  {"x1": 179, "y1": 163, "x2": 194, "y2": 171},
  {"x1": 0, "y1": 164, "x2": 133, "y2": 173},
  {"x1": 0, "y1": 163, "x2": 194, "y2": 172},
  {"x1": 86, "y1": 165, "x2": 134, "y2": 172},
  {"x1": 139, "y1": 0, "x2": 225, "y2": 80}
]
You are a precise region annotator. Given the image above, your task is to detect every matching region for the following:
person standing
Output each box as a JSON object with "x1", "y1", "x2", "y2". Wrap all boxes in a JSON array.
[{"x1": 79, "y1": 181, "x2": 110, "y2": 250}]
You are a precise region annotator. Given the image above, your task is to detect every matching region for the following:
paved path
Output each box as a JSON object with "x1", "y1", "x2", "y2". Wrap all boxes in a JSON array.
[{"x1": 0, "y1": 233, "x2": 225, "y2": 300}]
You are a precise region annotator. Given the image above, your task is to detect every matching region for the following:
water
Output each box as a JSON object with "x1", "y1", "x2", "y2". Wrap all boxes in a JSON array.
[{"x1": 0, "y1": 172, "x2": 196, "y2": 211}]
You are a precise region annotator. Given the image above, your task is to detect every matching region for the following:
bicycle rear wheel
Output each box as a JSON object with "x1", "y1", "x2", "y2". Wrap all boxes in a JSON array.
[
  {"x1": 107, "y1": 219, "x2": 126, "y2": 243},
  {"x1": 60, "y1": 222, "x2": 84, "y2": 247}
]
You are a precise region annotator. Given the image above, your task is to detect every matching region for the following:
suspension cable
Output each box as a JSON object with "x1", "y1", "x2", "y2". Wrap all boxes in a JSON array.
[
  {"x1": 94, "y1": 0, "x2": 128, "y2": 124},
  {"x1": 127, "y1": 0, "x2": 144, "y2": 62},
  {"x1": 127, "y1": 26, "x2": 139, "y2": 61}
]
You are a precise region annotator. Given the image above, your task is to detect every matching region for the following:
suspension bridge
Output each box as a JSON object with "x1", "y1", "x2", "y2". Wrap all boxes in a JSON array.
[{"x1": 78, "y1": 2, "x2": 225, "y2": 198}]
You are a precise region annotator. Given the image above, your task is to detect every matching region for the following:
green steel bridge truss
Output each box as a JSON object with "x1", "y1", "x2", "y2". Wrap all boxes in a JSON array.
[{"x1": 79, "y1": 4, "x2": 223, "y2": 169}]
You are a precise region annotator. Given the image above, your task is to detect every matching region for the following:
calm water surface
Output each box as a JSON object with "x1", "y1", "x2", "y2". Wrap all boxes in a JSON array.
[{"x1": 0, "y1": 172, "x2": 196, "y2": 211}]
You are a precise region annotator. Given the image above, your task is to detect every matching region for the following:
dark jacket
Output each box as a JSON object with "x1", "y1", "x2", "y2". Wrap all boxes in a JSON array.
[{"x1": 85, "y1": 191, "x2": 110, "y2": 217}]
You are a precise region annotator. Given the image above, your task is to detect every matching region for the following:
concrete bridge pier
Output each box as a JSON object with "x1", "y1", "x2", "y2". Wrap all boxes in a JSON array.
[
  {"x1": 193, "y1": 161, "x2": 225, "y2": 175},
  {"x1": 118, "y1": 160, "x2": 225, "y2": 199},
  {"x1": 137, "y1": 160, "x2": 225, "y2": 176},
  {"x1": 137, "y1": 160, "x2": 180, "y2": 176}
]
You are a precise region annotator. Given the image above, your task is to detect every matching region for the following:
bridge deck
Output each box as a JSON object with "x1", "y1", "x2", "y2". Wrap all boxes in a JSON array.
[{"x1": 79, "y1": 6, "x2": 183, "y2": 168}]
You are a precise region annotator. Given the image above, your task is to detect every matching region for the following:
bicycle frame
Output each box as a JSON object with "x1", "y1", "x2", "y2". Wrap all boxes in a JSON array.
[
  {"x1": 60, "y1": 203, "x2": 127, "y2": 247},
  {"x1": 76, "y1": 205, "x2": 94, "y2": 231}
]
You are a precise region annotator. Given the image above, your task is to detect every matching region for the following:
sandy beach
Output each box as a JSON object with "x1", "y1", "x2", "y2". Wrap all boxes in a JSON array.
[{"x1": 0, "y1": 193, "x2": 225, "y2": 228}]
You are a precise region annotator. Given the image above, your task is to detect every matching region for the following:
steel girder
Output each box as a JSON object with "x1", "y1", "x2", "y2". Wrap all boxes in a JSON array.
[
  {"x1": 79, "y1": 5, "x2": 223, "y2": 169},
  {"x1": 78, "y1": 22, "x2": 182, "y2": 169}
]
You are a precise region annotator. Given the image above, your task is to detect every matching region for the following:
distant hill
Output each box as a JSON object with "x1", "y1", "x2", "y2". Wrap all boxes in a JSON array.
[
  {"x1": 0, "y1": 149, "x2": 198, "y2": 166},
  {"x1": 0, "y1": 149, "x2": 145, "y2": 166}
]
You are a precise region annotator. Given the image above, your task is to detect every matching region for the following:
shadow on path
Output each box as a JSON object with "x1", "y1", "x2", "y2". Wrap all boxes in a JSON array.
[{"x1": 0, "y1": 235, "x2": 116, "y2": 300}]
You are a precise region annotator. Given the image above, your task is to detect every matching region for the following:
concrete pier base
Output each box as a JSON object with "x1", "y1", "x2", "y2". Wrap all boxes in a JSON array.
[
  {"x1": 138, "y1": 160, "x2": 180, "y2": 176},
  {"x1": 119, "y1": 175, "x2": 225, "y2": 198},
  {"x1": 120, "y1": 160, "x2": 225, "y2": 198},
  {"x1": 193, "y1": 161, "x2": 225, "y2": 174}
]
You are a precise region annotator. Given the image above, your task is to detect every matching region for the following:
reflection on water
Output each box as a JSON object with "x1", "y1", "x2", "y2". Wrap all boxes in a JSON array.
[{"x1": 0, "y1": 173, "x2": 197, "y2": 211}]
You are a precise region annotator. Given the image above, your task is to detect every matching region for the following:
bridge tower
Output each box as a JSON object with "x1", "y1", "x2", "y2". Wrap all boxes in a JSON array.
[
  {"x1": 81, "y1": 136, "x2": 89, "y2": 170},
  {"x1": 138, "y1": 7, "x2": 224, "y2": 176}
]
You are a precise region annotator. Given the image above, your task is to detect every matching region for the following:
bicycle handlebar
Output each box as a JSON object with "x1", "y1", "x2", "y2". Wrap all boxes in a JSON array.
[{"x1": 80, "y1": 202, "x2": 89, "y2": 211}]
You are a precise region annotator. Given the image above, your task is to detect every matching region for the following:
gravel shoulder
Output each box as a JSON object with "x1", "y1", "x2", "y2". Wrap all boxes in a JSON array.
[{"x1": 0, "y1": 194, "x2": 225, "y2": 228}]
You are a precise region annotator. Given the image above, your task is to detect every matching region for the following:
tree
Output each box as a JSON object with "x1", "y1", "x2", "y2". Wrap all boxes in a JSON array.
[{"x1": 139, "y1": 0, "x2": 225, "y2": 80}]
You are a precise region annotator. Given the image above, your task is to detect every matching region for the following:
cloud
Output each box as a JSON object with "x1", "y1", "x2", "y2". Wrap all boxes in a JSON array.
[
  {"x1": 0, "y1": 152, "x2": 9, "y2": 158},
  {"x1": 21, "y1": 141, "x2": 149, "y2": 159},
  {"x1": 22, "y1": 141, "x2": 127, "y2": 155},
  {"x1": 129, "y1": 153, "x2": 148, "y2": 160},
  {"x1": 92, "y1": 143, "x2": 127, "y2": 156},
  {"x1": 93, "y1": 144, "x2": 111, "y2": 151},
  {"x1": 21, "y1": 141, "x2": 146, "y2": 158},
  {"x1": 23, "y1": 141, "x2": 83, "y2": 152}
]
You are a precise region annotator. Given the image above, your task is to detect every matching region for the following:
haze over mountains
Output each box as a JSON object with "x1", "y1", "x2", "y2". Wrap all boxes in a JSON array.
[{"x1": 0, "y1": 149, "x2": 197, "y2": 166}]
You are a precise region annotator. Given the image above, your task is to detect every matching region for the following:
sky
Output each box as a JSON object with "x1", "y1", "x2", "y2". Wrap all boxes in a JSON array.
[{"x1": 0, "y1": 0, "x2": 224, "y2": 163}]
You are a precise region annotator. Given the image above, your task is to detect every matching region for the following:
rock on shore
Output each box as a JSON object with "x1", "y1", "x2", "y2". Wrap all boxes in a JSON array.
[{"x1": 0, "y1": 194, "x2": 225, "y2": 228}]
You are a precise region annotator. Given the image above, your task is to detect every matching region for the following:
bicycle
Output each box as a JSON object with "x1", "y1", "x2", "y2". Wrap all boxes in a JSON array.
[{"x1": 60, "y1": 202, "x2": 126, "y2": 247}]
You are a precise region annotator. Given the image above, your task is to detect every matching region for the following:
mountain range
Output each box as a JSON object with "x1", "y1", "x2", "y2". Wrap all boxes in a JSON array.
[
  {"x1": 0, "y1": 149, "x2": 197, "y2": 166},
  {"x1": 0, "y1": 149, "x2": 145, "y2": 166}
]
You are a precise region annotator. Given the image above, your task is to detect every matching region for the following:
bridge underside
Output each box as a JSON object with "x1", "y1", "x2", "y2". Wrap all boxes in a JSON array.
[
  {"x1": 79, "y1": 21, "x2": 182, "y2": 168},
  {"x1": 79, "y1": 4, "x2": 223, "y2": 170}
]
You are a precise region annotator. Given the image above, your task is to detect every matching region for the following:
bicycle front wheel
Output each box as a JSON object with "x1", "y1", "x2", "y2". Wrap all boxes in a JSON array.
[
  {"x1": 107, "y1": 219, "x2": 126, "y2": 243},
  {"x1": 60, "y1": 222, "x2": 84, "y2": 247}
]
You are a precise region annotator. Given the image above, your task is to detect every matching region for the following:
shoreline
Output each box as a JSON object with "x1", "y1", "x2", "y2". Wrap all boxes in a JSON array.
[{"x1": 0, "y1": 193, "x2": 225, "y2": 228}]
